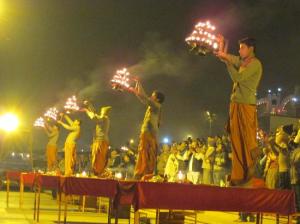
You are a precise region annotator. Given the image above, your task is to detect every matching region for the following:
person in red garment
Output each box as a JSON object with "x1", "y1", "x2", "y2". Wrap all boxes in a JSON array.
[
  {"x1": 131, "y1": 80, "x2": 165, "y2": 180},
  {"x1": 85, "y1": 106, "x2": 111, "y2": 176},
  {"x1": 58, "y1": 115, "x2": 81, "y2": 176},
  {"x1": 44, "y1": 121, "x2": 60, "y2": 172}
]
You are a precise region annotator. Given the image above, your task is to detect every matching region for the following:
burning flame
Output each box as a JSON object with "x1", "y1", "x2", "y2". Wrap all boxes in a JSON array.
[
  {"x1": 121, "y1": 146, "x2": 129, "y2": 151},
  {"x1": 115, "y1": 172, "x2": 122, "y2": 179},
  {"x1": 177, "y1": 170, "x2": 185, "y2": 181},
  {"x1": 111, "y1": 68, "x2": 131, "y2": 91},
  {"x1": 44, "y1": 107, "x2": 59, "y2": 121},
  {"x1": 64, "y1": 95, "x2": 80, "y2": 112},
  {"x1": 185, "y1": 20, "x2": 219, "y2": 55},
  {"x1": 34, "y1": 117, "x2": 45, "y2": 128}
]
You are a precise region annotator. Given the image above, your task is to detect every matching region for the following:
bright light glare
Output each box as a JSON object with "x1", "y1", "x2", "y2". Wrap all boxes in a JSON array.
[
  {"x1": 163, "y1": 137, "x2": 169, "y2": 144},
  {"x1": 0, "y1": 113, "x2": 19, "y2": 132}
]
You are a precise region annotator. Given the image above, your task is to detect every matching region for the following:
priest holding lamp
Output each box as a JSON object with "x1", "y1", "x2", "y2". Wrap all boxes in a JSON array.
[
  {"x1": 84, "y1": 104, "x2": 112, "y2": 176},
  {"x1": 215, "y1": 36, "x2": 263, "y2": 186},
  {"x1": 57, "y1": 114, "x2": 81, "y2": 176},
  {"x1": 131, "y1": 81, "x2": 165, "y2": 180}
]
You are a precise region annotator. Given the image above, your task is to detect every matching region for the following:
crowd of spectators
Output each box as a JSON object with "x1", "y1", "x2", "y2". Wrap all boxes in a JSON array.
[{"x1": 72, "y1": 122, "x2": 300, "y2": 193}]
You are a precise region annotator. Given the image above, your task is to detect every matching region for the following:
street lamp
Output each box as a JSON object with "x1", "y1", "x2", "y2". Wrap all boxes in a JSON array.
[
  {"x1": 0, "y1": 113, "x2": 19, "y2": 132},
  {"x1": 205, "y1": 111, "x2": 216, "y2": 135},
  {"x1": 0, "y1": 113, "x2": 34, "y2": 170},
  {"x1": 163, "y1": 137, "x2": 170, "y2": 144}
]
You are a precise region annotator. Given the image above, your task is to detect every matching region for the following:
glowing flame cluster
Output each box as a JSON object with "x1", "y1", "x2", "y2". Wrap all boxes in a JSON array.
[
  {"x1": 44, "y1": 107, "x2": 59, "y2": 121},
  {"x1": 111, "y1": 68, "x2": 131, "y2": 91},
  {"x1": 121, "y1": 146, "x2": 129, "y2": 151},
  {"x1": 115, "y1": 172, "x2": 122, "y2": 179},
  {"x1": 34, "y1": 117, "x2": 45, "y2": 128},
  {"x1": 185, "y1": 20, "x2": 219, "y2": 55},
  {"x1": 177, "y1": 170, "x2": 185, "y2": 181},
  {"x1": 64, "y1": 95, "x2": 80, "y2": 112}
]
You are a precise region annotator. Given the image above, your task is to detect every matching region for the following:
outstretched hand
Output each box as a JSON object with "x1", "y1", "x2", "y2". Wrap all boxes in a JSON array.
[
  {"x1": 128, "y1": 80, "x2": 140, "y2": 94},
  {"x1": 58, "y1": 113, "x2": 64, "y2": 121},
  {"x1": 214, "y1": 51, "x2": 228, "y2": 61},
  {"x1": 214, "y1": 34, "x2": 228, "y2": 63}
]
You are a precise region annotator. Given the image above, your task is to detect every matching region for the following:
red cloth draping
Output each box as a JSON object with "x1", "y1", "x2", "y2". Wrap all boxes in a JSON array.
[
  {"x1": 61, "y1": 177, "x2": 118, "y2": 198},
  {"x1": 7, "y1": 171, "x2": 293, "y2": 215},
  {"x1": 6, "y1": 171, "x2": 36, "y2": 187},
  {"x1": 21, "y1": 172, "x2": 36, "y2": 187},
  {"x1": 6, "y1": 171, "x2": 21, "y2": 181},
  {"x1": 37, "y1": 175, "x2": 61, "y2": 190},
  {"x1": 134, "y1": 182, "x2": 296, "y2": 215},
  {"x1": 114, "y1": 181, "x2": 137, "y2": 208}
]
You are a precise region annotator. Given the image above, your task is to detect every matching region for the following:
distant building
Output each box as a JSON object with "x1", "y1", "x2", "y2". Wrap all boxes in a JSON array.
[{"x1": 257, "y1": 86, "x2": 300, "y2": 132}]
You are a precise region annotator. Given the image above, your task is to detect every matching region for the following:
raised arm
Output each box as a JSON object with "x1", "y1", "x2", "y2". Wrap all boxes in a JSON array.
[
  {"x1": 226, "y1": 54, "x2": 242, "y2": 68},
  {"x1": 294, "y1": 128, "x2": 300, "y2": 145},
  {"x1": 85, "y1": 109, "x2": 102, "y2": 121},
  {"x1": 57, "y1": 120, "x2": 77, "y2": 131},
  {"x1": 176, "y1": 150, "x2": 191, "y2": 161},
  {"x1": 215, "y1": 35, "x2": 241, "y2": 68},
  {"x1": 134, "y1": 81, "x2": 149, "y2": 105},
  {"x1": 135, "y1": 81, "x2": 160, "y2": 110},
  {"x1": 194, "y1": 151, "x2": 204, "y2": 160},
  {"x1": 64, "y1": 115, "x2": 74, "y2": 125},
  {"x1": 205, "y1": 147, "x2": 215, "y2": 159},
  {"x1": 226, "y1": 59, "x2": 262, "y2": 82}
]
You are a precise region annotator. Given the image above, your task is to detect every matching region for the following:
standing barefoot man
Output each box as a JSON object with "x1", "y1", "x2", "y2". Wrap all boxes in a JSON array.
[{"x1": 216, "y1": 37, "x2": 263, "y2": 186}]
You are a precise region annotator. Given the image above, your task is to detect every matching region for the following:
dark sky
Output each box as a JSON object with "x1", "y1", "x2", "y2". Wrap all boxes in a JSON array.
[{"x1": 0, "y1": 0, "x2": 299, "y2": 151}]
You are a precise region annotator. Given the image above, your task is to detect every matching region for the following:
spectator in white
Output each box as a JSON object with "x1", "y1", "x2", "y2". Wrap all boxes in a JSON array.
[
  {"x1": 176, "y1": 141, "x2": 190, "y2": 175},
  {"x1": 213, "y1": 143, "x2": 227, "y2": 186},
  {"x1": 187, "y1": 139, "x2": 204, "y2": 184},
  {"x1": 202, "y1": 136, "x2": 216, "y2": 185},
  {"x1": 164, "y1": 144, "x2": 179, "y2": 182}
]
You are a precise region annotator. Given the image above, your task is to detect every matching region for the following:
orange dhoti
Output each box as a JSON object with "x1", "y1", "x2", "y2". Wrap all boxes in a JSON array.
[
  {"x1": 64, "y1": 142, "x2": 76, "y2": 176},
  {"x1": 229, "y1": 102, "x2": 259, "y2": 184},
  {"x1": 46, "y1": 144, "x2": 57, "y2": 171},
  {"x1": 134, "y1": 132, "x2": 158, "y2": 178},
  {"x1": 92, "y1": 140, "x2": 109, "y2": 175}
]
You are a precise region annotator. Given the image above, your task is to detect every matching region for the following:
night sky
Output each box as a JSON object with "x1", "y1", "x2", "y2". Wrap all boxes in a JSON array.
[{"x1": 0, "y1": 0, "x2": 299, "y2": 152}]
